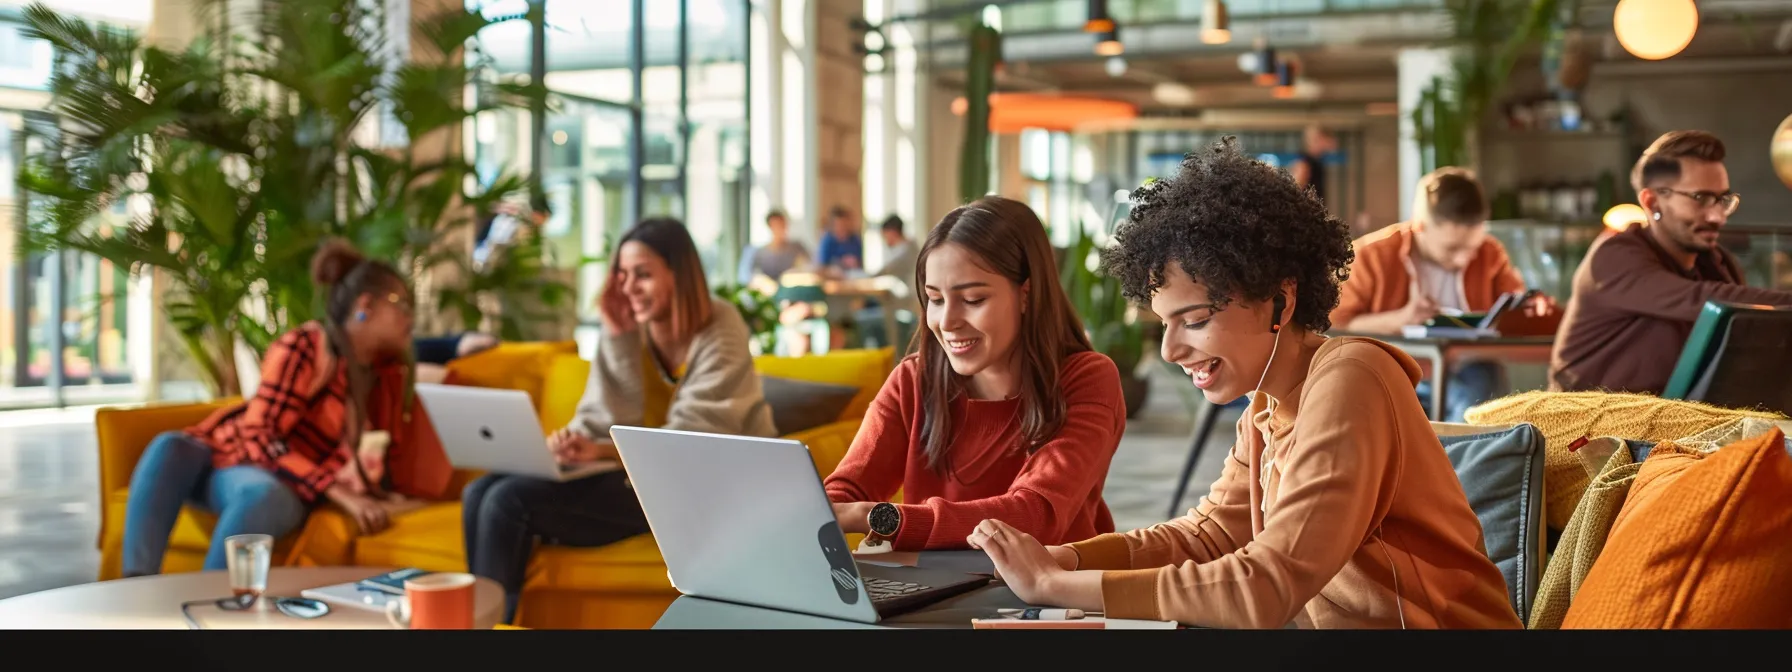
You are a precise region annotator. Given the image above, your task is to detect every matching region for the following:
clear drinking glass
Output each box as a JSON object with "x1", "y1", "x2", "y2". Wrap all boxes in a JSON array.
[{"x1": 225, "y1": 534, "x2": 273, "y2": 604}]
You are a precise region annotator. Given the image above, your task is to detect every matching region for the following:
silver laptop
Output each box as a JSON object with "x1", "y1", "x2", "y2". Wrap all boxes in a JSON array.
[
  {"x1": 414, "y1": 384, "x2": 617, "y2": 481},
  {"x1": 609, "y1": 426, "x2": 989, "y2": 623}
]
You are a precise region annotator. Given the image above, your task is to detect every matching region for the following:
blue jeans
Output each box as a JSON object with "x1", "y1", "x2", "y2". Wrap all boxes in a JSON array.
[
  {"x1": 1415, "y1": 360, "x2": 1507, "y2": 423},
  {"x1": 461, "y1": 472, "x2": 650, "y2": 624},
  {"x1": 120, "y1": 432, "x2": 309, "y2": 576}
]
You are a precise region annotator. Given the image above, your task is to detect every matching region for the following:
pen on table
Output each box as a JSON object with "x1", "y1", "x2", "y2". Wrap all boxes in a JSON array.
[{"x1": 997, "y1": 608, "x2": 1087, "y2": 620}]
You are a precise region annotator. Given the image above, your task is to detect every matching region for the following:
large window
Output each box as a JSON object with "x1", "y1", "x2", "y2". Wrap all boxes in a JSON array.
[
  {"x1": 0, "y1": 10, "x2": 141, "y2": 408},
  {"x1": 471, "y1": 0, "x2": 750, "y2": 329}
]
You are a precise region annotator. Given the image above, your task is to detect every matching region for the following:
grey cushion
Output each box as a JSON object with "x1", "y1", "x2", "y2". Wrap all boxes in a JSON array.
[
  {"x1": 761, "y1": 376, "x2": 860, "y2": 435},
  {"x1": 1432, "y1": 421, "x2": 1546, "y2": 624}
]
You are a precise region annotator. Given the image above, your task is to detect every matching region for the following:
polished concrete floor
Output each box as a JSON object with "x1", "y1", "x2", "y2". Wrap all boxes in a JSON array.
[
  {"x1": 0, "y1": 407, "x2": 106, "y2": 600},
  {"x1": 0, "y1": 368, "x2": 1235, "y2": 601}
]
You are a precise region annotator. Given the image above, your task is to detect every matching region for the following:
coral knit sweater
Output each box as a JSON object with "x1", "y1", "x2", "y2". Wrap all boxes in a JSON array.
[{"x1": 824, "y1": 351, "x2": 1124, "y2": 551}]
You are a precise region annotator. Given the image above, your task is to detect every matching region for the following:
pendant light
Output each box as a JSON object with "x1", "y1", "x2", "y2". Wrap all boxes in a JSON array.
[
  {"x1": 1272, "y1": 60, "x2": 1297, "y2": 98},
  {"x1": 1095, "y1": 25, "x2": 1124, "y2": 56},
  {"x1": 1254, "y1": 43, "x2": 1279, "y2": 86},
  {"x1": 1085, "y1": 0, "x2": 1114, "y2": 33},
  {"x1": 1613, "y1": 0, "x2": 1698, "y2": 60},
  {"x1": 1202, "y1": 0, "x2": 1231, "y2": 44}
]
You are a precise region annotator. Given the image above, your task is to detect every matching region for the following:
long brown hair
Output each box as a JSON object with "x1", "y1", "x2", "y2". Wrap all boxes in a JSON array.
[
  {"x1": 912, "y1": 196, "x2": 1093, "y2": 475},
  {"x1": 614, "y1": 217, "x2": 713, "y2": 343}
]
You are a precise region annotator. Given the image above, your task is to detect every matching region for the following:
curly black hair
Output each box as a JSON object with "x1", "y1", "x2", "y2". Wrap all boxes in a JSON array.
[{"x1": 1101, "y1": 136, "x2": 1353, "y2": 333}]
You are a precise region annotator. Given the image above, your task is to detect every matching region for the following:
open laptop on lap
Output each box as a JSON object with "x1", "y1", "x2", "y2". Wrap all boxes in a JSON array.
[
  {"x1": 609, "y1": 426, "x2": 990, "y2": 623},
  {"x1": 414, "y1": 383, "x2": 618, "y2": 481}
]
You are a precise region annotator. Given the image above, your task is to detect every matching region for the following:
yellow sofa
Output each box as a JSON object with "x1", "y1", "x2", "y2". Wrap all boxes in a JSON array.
[
  {"x1": 94, "y1": 399, "x2": 486, "y2": 581},
  {"x1": 95, "y1": 344, "x2": 894, "y2": 630},
  {"x1": 95, "y1": 399, "x2": 243, "y2": 580}
]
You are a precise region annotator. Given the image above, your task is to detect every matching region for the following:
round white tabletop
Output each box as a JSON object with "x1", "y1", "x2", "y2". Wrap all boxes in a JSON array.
[{"x1": 0, "y1": 567, "x2": 504, "y2": 630}]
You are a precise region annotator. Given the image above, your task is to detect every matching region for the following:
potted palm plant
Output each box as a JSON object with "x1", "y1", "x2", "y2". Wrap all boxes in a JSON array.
[
  {"x1": 1412, "y1": 0, "x2": 1560, "y2": 173},
  {"x1": 15, "y1": 0, "x2": 550, "y2": 397},
  {"x1": 1059, "y1": 205, "x2": 1150, "y2": 419}
]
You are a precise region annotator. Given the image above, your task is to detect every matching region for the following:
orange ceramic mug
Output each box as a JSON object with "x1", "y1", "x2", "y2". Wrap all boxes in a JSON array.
[{"x1": 385, "y1": 572, "x2": 476, "y2": 629}]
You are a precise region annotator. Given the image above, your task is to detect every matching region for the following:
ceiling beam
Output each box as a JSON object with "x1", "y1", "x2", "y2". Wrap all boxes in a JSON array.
[{"x1": 1074, "y1": 109, "x2": 1386, "y2": 134}]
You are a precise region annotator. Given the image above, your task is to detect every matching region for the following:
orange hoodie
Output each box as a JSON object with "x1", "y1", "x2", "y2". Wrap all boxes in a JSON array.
[
  {"x1": 1331, "y1": 221, "x2": 1525, "y2": 330},
  {"x1": 1066, "y1": 336, "x2": 1520, "y2": 629}
]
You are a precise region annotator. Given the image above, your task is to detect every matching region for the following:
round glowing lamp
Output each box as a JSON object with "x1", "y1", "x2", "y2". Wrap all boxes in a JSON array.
[
  {"x1": 1603, "y1": 203, "x2": 1647, "y2": 231},
  {"x1": 1771, "y1": 113, "x2": 1792, "y2": 190},
  {"x1": 1613, "y1": 0, "x2": 1698, "y2": 61}
]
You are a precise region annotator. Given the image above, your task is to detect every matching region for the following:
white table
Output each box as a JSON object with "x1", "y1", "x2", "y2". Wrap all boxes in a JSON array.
[{"x1": 0, "y1": 567, "x2": 504, "y2": 629}]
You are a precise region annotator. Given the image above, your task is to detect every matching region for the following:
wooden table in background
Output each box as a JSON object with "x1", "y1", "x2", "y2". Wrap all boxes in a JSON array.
[
  {"x1": 1339, "y1": 333, "x2": 1557, "y2": 421},
  {"x1": 822, "y1": 275, "x2": 907, "y2": 352}
]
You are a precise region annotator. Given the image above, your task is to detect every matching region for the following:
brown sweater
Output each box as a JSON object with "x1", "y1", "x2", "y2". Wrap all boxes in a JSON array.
[
  {"x1": 1549, "y1": 224, "x2": 1792, "y2": 394},
  {"x1": 1067, "y1": 336, "x2": 1520, "y2": 629}
]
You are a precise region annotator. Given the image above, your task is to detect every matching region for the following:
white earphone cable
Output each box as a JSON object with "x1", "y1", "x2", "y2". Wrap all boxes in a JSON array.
[
  {"x1": 1377, "y1": 527, "x2": 1408, "y2": 629},
  {"x1": 1254, "y1": 302, "x2": 1406, "y2": 629}
]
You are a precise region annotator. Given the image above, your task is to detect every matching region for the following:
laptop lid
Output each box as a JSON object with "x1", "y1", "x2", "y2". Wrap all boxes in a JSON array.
[
  {"x1": 609, "y1": 426, "x2": 881, "y2": 624},
  {"x1": 414, "y1": 384, "x2": 562, "y2": 480}
]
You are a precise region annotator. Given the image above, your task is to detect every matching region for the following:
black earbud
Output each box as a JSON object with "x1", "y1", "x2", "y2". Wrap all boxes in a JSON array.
[{"x1": 1270, "y1": 294, "x2": 1287, "y2": 333}]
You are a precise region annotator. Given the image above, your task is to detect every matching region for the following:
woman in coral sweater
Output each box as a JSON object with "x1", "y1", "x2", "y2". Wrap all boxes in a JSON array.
[
  {"x1": 824, "y1": 195, "x2": 1125, "y2": 552},
  {"x1": 968, "y1": 138, "x2": 1521, "y2": 629}
]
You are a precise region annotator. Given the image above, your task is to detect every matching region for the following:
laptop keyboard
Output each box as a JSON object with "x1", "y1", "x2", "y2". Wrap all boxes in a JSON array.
[{"x1": 864, "y1": 577, "x2": 930, "y2": 603}]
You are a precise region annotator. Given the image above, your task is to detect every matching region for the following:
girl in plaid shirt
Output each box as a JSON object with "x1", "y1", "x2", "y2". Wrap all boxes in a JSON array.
[{"x1": 120, "y1": 241, "x2": 445, "y2": 575}]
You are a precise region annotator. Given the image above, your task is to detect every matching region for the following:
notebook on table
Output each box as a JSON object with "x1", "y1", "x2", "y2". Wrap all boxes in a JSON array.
[{"x1": 300, "y1": 568, "x2": 431, "y2": 613}]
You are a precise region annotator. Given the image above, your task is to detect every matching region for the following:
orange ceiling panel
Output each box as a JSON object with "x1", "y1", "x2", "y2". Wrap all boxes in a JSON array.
[{"x1": 951, "y1": 93, "x2": 1139, "y2": 133}]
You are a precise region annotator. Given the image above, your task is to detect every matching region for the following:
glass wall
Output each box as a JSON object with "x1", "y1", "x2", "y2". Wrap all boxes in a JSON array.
[
  {"x1": 1488, "y1": 221, "x2": 1792, "y2": 301},
  {"x1": 1016, "y1": 128, "x2": 1362, "y2": 247},
  {"x1": 0, "y1": 8, "x2": 140, "y2": 408},
  {"x1": 470, "y1": 0, "x2": 750, "y2": 328}
]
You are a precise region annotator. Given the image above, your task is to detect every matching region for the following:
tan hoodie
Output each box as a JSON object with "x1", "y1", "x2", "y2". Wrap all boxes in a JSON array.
[{"x1": 1067, "y1": 336, "x2": 1521, "y2": 629}]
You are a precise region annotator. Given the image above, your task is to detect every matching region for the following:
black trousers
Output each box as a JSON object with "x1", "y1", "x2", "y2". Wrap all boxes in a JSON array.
[{"x1": 460, "y1": 471, "x2": 651, "y2": 624}]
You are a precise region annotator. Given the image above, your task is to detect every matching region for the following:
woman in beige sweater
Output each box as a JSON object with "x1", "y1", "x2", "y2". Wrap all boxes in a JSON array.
[
  {"x1": 969, "y1": 138, "x2": 1520, "y2": 629},
  {"x1": 461, "y1": 218, "x2": 776, "y2": 624}
]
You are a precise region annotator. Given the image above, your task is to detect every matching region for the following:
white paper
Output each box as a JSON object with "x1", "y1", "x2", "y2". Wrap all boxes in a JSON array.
[{"x1": 1101, "y1": 618, "x2": 1179, "y2": 629}]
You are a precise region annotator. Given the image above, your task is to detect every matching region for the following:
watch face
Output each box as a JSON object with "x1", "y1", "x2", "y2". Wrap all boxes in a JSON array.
[{"x1": 869, "y1": 503, "x2": 901, "y2": 537}]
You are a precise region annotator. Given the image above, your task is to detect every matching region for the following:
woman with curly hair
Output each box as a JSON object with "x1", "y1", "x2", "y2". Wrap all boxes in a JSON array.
[{"x1": 968, "y1": 138, "x2": 1519, "y2": 629}]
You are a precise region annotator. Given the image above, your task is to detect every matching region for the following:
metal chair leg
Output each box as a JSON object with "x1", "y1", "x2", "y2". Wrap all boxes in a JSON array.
[{"x1": 1167, "y1": 400, "x2": 1225, "y2": 520}]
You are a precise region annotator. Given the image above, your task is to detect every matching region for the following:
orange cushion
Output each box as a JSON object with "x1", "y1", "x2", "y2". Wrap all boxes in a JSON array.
[{"x1": 1562, "y1": 428, "x2": 1792, "y2": 628}]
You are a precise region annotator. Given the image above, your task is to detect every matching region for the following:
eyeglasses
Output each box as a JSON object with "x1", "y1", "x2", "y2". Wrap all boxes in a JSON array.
[
  {"x1": 385, "y1": 292, "x2": 415, "y2": 316},
  {"x1": 180, "y1": 594, "x2": 332, "y2": 630},
  {"x1": 1654, "y1": 187, "x2": 1741, "y2": 215}
]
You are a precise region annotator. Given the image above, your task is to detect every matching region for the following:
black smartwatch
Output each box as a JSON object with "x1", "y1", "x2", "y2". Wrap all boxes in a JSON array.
[{"x1": 867, "y1": 502, "x2": 902, "y2": 538}]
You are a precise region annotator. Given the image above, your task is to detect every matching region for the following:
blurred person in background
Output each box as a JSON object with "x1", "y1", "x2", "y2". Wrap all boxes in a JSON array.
[{"x1": 1332, "y1": 167, "x2": 1552, "y2": 421}]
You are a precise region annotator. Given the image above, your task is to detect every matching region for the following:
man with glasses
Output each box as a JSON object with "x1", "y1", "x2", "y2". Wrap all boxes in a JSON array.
[{"x1": 1550, "y1": 130, "x2": 1792, "y2": 394}]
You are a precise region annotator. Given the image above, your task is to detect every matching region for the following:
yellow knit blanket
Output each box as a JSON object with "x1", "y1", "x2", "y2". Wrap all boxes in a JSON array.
[{"x1": 1463, "y1": 391, "x2": 1786, "y2": 531}]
